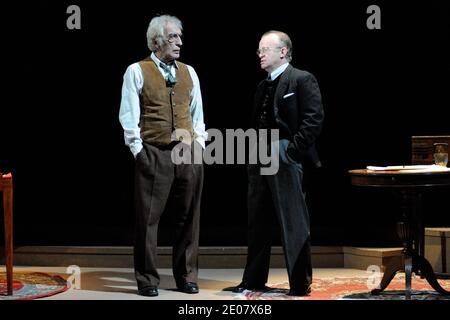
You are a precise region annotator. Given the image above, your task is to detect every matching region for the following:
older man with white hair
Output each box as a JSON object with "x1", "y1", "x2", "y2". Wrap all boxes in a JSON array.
[{"x1": 119, "y1": 14, "x2": 207, "y2": 297}]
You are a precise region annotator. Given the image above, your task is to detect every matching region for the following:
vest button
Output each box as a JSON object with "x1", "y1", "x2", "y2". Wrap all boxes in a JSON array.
[{"x1": 179, "y1": 136, "x2": 184, "y2": 141}]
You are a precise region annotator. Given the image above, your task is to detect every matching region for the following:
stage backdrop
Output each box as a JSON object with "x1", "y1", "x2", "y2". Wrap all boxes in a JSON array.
[{"x1": 1, "y1": 1, "x2": 449, "y2": 246}]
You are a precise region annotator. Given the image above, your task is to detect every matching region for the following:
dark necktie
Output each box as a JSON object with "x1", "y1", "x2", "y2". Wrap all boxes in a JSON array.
[{"x1": 160, "y1": 62, "x2": 177, "y2": 87}]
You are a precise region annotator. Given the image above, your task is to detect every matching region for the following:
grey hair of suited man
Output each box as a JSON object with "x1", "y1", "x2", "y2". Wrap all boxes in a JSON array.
[
  {"x1": 262, "y1": 30, "x2": 293, "y2": 62},
  {"x1": 147, "y1": 15, "x2": 183, "y2": 52}
]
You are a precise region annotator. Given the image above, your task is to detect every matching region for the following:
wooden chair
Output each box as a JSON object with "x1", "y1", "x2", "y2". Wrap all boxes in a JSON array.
[{"x1": 0, "y1": 172, "x2": 13, "y2": 295}]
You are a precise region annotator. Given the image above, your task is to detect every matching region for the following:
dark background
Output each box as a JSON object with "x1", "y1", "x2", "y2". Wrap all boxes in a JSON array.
[{"x1": 1, "y1": 0, "x2": 449, "y2": 247}]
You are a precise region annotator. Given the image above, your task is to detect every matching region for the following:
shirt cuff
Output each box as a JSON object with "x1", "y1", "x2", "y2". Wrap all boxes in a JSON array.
[
  {"x1": 195, "y1": 137, "x2": 206, "y2": 149},
  {"x1": 131, "y1": 143, "x2": 143, "y2": 158}
]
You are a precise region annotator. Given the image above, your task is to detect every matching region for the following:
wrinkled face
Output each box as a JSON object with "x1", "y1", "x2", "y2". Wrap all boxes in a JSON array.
[
  {"x1": 157, "y1": 22, "x2": 183, "y2": 63},
  {"x1": 257, "y1": 34, "x2": 284, "y2": 73}
]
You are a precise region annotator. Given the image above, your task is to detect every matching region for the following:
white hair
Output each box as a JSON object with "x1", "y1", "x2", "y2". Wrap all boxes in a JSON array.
[{"x1": 146, "y1": 15, "x2": 183, "y2": 52}]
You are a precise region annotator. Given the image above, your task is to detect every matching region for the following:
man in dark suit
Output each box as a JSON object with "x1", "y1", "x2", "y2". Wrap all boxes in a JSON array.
[{"x1": 233, "y1": 30, "x2": 324, "y2": 296}]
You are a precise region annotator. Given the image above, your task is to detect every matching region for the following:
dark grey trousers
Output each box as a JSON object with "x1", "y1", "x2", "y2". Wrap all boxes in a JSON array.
[
  {"x1": 243, "y1": 140, "x2": 312, "y2": 290},
  {"x1": 133, "y1": 142, "x2": 203, "y2": 290}
]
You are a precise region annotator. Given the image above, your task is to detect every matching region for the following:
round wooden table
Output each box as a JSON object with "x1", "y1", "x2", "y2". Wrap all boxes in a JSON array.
[{"x1": 349, "y1": 168, "x2": 450, "y2": 299}]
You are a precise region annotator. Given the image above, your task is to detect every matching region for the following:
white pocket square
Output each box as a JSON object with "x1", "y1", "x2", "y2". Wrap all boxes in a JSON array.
[{"x1": 283, "y1": 92, "x2": 295, "y2": 99}]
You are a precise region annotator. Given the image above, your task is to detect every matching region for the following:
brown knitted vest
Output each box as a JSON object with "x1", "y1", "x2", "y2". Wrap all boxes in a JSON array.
[{"x1": 138, "y1": 58, "x2": 194, "y2": 146}]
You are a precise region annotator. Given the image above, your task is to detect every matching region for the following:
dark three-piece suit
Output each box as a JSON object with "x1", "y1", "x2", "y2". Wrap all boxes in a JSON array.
[{"x1": 243, "y1": 64, "x2": 324, "y2": 291}]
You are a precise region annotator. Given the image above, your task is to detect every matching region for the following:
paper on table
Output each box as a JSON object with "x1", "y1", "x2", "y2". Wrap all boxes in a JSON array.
[{"x1": 366, "y1": 165, "x2": 450, "y2": 172}]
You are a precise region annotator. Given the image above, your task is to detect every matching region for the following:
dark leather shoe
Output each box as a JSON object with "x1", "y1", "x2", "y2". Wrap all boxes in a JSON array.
[
  {"x1": 178, "y1": 282, "x2": 199, "y2": 294},
  {"x1": 138, "y1": 286, "x2": 159, "y2": 297},
  {"x1": 232, "y1": 282, "x2": 271, "y2": 293},
  {"x1": 287, "y1": 285, "x2": 311, "y2": 296}
]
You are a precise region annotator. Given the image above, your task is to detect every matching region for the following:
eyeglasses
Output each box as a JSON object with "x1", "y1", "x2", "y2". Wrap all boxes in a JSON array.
[
  {"x1": 167, "y1": 33, "x2": 183, "y2": 43},
  {"x1": 256, "y1": 47, "x2": 282, "y2": 56}
]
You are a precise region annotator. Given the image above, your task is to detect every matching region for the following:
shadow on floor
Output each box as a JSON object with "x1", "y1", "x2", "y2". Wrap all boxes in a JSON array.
[{"x1": 71, "y1": 270, "x2": 241, "y2": 297}]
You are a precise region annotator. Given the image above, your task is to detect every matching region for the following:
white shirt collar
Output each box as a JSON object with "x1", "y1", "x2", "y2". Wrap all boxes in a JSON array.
[
  {"x1": 269, "y1": 63, "x2": 289, "y2": 80},
  {"x1": 151, "y1": 52, "x2": 179, "y2": 69}
]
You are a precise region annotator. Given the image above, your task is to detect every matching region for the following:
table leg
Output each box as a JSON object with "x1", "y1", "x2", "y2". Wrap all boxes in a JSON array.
[
  {"x1": 385, "y1": 189, "x2": 450, "y2": 297},
  {"x1": 3, "y1": 179, "x2": 13, "y2": 296},
  {"x1": 435, "y1": 272, "x2": 450, "y2": 280},
  {"x1": 397, "y1": 191, "x2": 415, "y2": 299},
  {"x1": 413, "y1": 254, "x2": 450, "y2": 295},
  {"x1": 371, "y1": 258, "x2": 400, "y2": 295},
  {"x1": 412, "y1": 192, "x2": 425, "y2": 279},
  {"x1": 372, "y1": 191, "x2": 416, "y2": 298},
  {"x1": 405, "y1": 255, "x2": 412, "y2": 300}
]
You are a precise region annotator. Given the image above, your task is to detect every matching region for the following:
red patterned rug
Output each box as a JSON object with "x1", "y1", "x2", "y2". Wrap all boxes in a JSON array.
[
  {"x1": 0, "y1": 272, "x2": 69, "y2": 300},
  {"x1": 237, "y1": 274, "x2": 450, "y2": 300}
]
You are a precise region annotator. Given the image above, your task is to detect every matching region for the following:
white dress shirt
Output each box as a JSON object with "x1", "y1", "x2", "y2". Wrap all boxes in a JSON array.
[
  {"x1": 119, "y1": 52, "x2": 207, "y2": 157},
  {"x1": 269, "y1": 62, "x2": 289, "y2": 81}
]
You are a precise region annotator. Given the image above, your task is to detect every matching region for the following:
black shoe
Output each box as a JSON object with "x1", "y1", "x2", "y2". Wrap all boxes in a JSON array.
[
  {"x1": 231, "y1": 282, "x2": 271, "y2": 293},
  {"x1": 138, "y1": 286, "x2": 159, "y2": 297},
  {"x1": 178, "y1": 282, "x2": 199, "y2": 294},
  {"x1": 287, "y1": 285, "x2": 311, "y2": 296}
]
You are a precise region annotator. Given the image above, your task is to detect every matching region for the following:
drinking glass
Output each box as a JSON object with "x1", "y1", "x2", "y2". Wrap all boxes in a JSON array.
[{"x1": 433, "y1": 143, "x2": 448, "y2": 167}]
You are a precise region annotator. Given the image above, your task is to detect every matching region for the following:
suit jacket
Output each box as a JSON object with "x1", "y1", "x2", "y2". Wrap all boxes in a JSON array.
[{"x1": 252, "y1": 64, "x2": 324, "y2": 167}]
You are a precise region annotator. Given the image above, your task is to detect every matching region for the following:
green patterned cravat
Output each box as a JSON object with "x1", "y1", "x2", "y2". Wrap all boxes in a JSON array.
[{"x1": 160, "y1": 62, "x2": 177, "y2": 87}]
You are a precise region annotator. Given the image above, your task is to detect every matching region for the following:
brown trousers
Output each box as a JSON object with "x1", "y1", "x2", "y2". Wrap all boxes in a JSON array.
[{"x1": 133, "y1": 142, "x2": 203, "y2": 290}]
